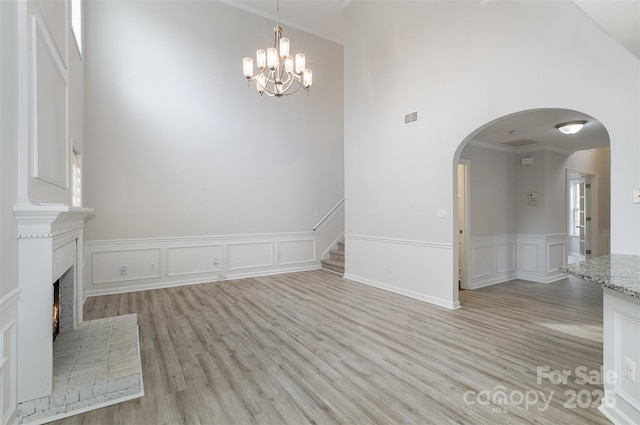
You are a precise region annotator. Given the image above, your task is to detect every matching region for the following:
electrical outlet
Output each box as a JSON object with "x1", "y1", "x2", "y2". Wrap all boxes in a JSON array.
[
  {"x1": 120, "y1": 265, "x2": 128, "y2": 275},
  {"x1": 150, "y1": 263, "x2": 156, "y2": 271},
  {"x1": 214, "y1": 258, "x2": 219, "y2": 266},
  {"x1": 624, "y1": 358, "x2": 636, "y2": 382}
]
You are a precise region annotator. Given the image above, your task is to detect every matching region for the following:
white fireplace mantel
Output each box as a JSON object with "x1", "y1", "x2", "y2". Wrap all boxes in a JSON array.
[
  {"x1": 14, "y1": 204, "x2": 93, "y2": 237},
  {"x1": 14, "y1": 204, "x2": 93, "y2": 403}
]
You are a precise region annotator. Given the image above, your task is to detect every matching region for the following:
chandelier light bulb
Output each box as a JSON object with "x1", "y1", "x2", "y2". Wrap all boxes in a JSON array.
[
  {"x1": 295, "y1": 53, "x2": 305, "y2": 74},
  {"x1": 266, "y1": 48, "x2": 278, "y2": 70},
  {"x1": 303, "y1": 69, "x2": 312, "y2": 88},
  {"x1": 256, "y1": 74, "x2": 266, "y2": 93},
  {"x1": 279, "y1": 38, "x2": 289, "y2": 58},
  {"x1": 256, "y1": 49, "x2": 266, "y2": 70},
  {"x1": 284, "y1": 56, "x2": 294, "y2": 73},
  {"x1": 243, "y1": 57, "x2": 253, "y2": 78}
]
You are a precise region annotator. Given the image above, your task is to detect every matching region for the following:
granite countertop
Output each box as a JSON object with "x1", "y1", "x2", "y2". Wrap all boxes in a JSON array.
[{"x1": 561, "y1": 254, "x2": 640, "y2": 299}]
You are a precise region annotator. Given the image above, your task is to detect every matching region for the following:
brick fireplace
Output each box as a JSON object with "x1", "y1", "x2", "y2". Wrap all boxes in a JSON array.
[{"x1": 14, "y1": 205, "x2": 92, "y2": 403}]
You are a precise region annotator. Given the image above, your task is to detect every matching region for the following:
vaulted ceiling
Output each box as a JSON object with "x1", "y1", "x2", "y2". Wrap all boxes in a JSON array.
[
  {"x1": 226, "y1": 0, "x2": 637, "y2": 153},
  {"x1": 225, "y1": 0, "x2": 639, "y2": 60}
]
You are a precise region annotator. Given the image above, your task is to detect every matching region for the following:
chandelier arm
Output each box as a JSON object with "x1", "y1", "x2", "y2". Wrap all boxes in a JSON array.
[
  {"x1": 263, "y1": 80, "x2": 306, "y2": 97},
  {"x1": 248, "y1": 68, "x2": 308, "y2": 97},
  {"x1": 258, "y1": 68, "x2": 292, "y2": 86},
  {"x1": 280, "y1": 74, "x2": 297, "y2": 93}
]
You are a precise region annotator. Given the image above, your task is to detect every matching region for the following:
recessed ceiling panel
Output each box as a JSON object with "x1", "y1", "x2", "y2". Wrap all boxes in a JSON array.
[{"x1": 502, "y1": 139, "x2": 539, "y2": 147}]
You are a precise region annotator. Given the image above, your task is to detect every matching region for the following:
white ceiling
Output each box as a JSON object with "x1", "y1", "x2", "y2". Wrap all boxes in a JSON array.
[
  {"x1": 222, "y1": 0, "x2": 346, "y2": 45},
  {"x1": 227, "y1": 0, "x2": 636, "y2": 153},
  {"x1": 574, "y1": 0, "x2": 640, "y2": 60},
  {"x1": 470, "y1": 109, "x2": 610, "y2": 154},
  {"x1": 225, "y1": 0, "x2": 639, "y2": 58}
]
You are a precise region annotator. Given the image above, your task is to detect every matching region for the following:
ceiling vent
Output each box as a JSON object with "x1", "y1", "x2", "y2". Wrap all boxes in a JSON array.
[{"x1": 501, "y1": 139, "x2": 539, "y2": 147}]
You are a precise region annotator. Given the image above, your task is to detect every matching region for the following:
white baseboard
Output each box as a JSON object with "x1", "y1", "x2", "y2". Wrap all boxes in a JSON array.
[
  {"x1": 466, "y1": 272, "x2": 518, "y2": 290},
  {"x1": 343, "y1": 273, "x2": 461, "y2": 310},
  {"x1": 599, "y1": 404, "x2": 635, "y2": 425},
  {"x1": 516, "y1": 270, "x2": 567, "y2": 284}
]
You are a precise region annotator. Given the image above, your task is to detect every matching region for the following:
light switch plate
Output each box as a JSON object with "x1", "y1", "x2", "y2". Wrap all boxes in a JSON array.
[{"x1": 633, "y1": 189, "x2": 640, "y2": 204}]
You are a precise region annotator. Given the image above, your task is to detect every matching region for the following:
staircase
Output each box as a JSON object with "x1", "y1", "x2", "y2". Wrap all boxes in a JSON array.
[{"x1": 321, "y1": 240, "x2": 345, "y2": 275}]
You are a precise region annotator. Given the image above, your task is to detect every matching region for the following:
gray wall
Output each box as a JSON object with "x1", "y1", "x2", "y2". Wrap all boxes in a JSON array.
[
  {"x1": 460, "y1": 145, "x2": 518, "y2": 237},
  {"x1": 343, "y1": 0, "x2": 636, "y2": 306},
  {"x1": 461, "y1": 145, "x2": 611, "y2": 243},
  {"x1": 83, "y1": 0, "x2": 344, "y2": 241}
]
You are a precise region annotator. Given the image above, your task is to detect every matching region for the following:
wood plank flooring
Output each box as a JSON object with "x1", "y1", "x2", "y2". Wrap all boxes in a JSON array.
[{"x1": 50, "y1": 271, "x2": 608, "y2": 425}]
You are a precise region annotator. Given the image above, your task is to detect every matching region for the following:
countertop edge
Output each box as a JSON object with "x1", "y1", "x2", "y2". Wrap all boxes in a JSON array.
[{"x1": 560, "y1": 255, "x2": 640, "y2": 299}]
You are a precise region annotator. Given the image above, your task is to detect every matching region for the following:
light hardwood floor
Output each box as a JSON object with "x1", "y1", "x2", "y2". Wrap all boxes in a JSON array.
[{"x1": 50, "y1": 271, "x2": 608, "y2": 425}]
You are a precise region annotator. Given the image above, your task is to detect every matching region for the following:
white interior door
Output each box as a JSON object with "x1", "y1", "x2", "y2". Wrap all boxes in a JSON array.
[{"x1": 568, "y1": 173, "x2": 593, "y2": 262}]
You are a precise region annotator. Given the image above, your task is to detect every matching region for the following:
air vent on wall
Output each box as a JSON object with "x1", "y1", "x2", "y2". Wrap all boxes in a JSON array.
[{"x1": 403, "y1": 111, "x2": 418, "y2": 126}]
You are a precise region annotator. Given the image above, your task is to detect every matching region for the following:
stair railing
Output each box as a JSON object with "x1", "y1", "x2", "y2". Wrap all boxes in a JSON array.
[{"x1": 312, "y1": 196, "x2": 345, "y2": 232}]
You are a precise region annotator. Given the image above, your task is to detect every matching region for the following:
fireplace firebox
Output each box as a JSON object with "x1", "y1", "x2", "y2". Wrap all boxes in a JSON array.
[{"x1": 53, "y1": 280, "x2": 60, "y2": 341}]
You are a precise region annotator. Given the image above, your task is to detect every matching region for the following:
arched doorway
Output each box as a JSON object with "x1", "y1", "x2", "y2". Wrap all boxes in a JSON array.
[{"x1": 452, "y1": 108, "x2": 610, "y2": 299}]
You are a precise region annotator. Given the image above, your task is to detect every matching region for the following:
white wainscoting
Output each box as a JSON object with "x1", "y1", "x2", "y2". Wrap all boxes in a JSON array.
[
  {"x1": 600, "y1": 290, "x2": 640, "y2": 425},
  {"x1": 0, "y1": 288, "x2": 20, "y2": 425},
  {"x1": 466, "y1": 234, "x2": 567, "y2": 288},
  {"x1": 467, "y1": 235, "x2": 517, "y2": 289},
  {"x1": 342, "y1": 234, "x2": 458, "y2": 310},
  {"x1": 166, "y1": 245, "x2": 223, "y2": 277},
  {"x1": 84, "y1": 232, "x2": 326, "y2": 297},
  {"x1": 517, "y1": 233, "x2": 567, "y2": 283}
]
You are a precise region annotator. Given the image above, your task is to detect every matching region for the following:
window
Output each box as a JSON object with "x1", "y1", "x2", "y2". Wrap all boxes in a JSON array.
[
  {"x1": 72, "y1": 151, "x2": 82, "y2": 207},
  {"x1": 72, "y1": 0, "x2": 82, "y2": 56},
  {"x1": 568, "y1": 179, "x2": 582, "y2": 236}
]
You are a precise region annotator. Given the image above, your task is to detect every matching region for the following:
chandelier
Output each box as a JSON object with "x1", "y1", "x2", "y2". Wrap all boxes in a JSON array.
[{"x1": 242, "y1": 0, "x2": 312, "y2": 99}]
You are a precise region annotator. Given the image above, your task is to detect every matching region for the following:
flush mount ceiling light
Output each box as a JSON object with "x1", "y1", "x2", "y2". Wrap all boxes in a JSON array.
[
  {"x1": 242, "y1": 0, "x2": 312, "y2": 99},
  {"x1": 555, "y1": 120, "x2": 587, "y2": 135}
]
